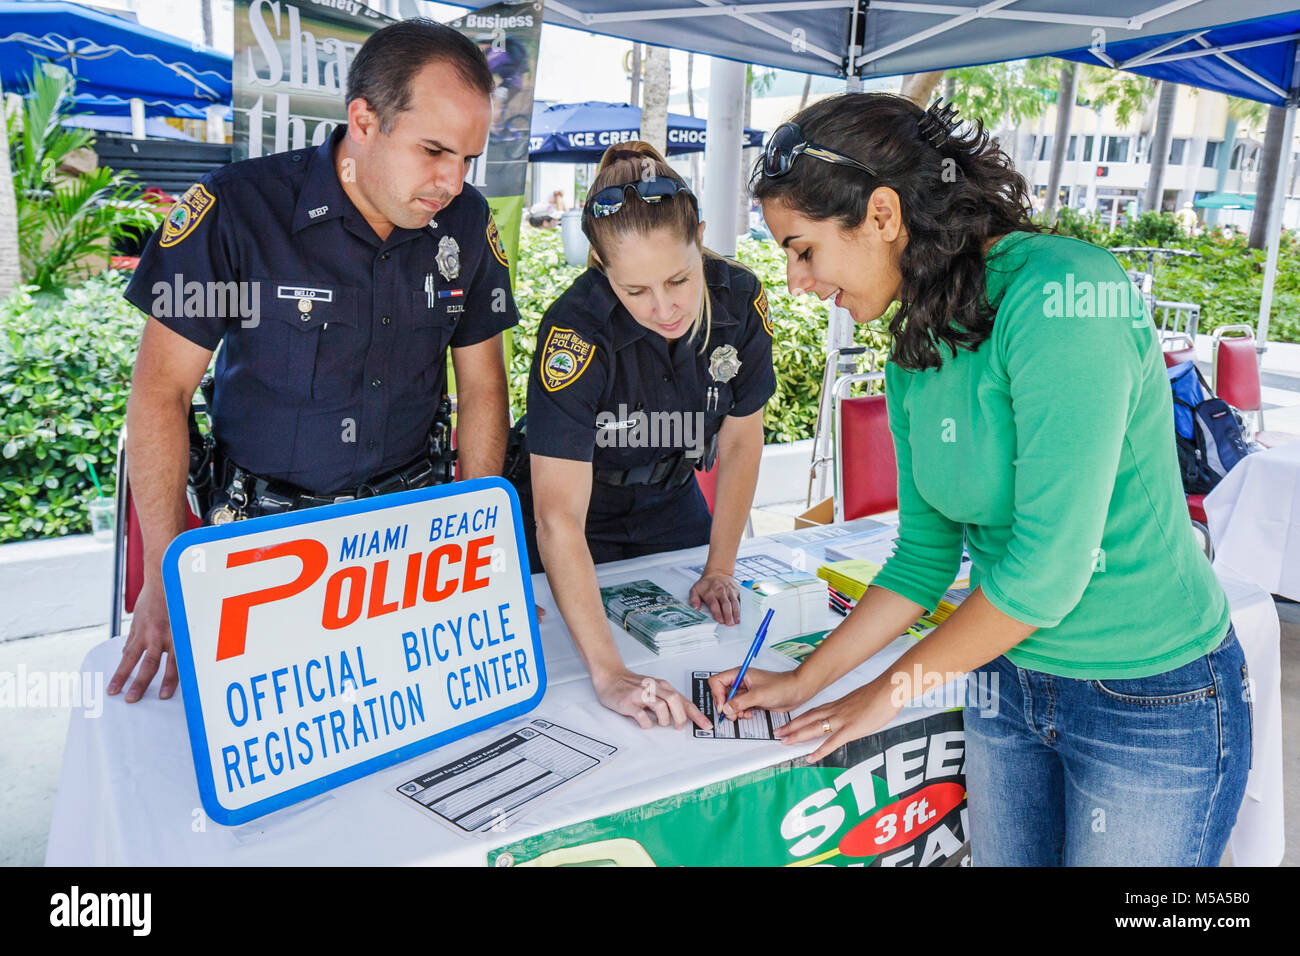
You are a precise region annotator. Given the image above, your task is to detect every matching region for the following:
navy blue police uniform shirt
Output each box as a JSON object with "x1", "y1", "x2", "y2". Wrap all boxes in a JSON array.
[
  {"x1": 526, "y1": 254, "x2": 776, "y2": 475},
  {"x1": 124, "y1": 125, "x2": 518, "y2": 495}
]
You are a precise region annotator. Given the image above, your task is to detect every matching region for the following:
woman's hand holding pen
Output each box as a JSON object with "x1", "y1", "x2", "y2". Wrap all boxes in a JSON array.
[{"x1": 707, "y1": 666, "x2": 813, "y2": 722}]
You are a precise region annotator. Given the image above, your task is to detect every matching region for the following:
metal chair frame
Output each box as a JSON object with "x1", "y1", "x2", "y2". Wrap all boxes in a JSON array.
[{"x1": 808, "y1": 346, "x2": 877, "y2": 508}]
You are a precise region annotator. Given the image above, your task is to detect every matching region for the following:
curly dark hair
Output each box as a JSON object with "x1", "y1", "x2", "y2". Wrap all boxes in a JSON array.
[{"x1": 751, "y1": 92, "x2": 1040, "y2": 372}]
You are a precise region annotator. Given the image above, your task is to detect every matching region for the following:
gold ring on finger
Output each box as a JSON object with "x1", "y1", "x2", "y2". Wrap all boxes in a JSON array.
[{"x1": 821, "y1": 719, "x2": 832, "y2": 735}]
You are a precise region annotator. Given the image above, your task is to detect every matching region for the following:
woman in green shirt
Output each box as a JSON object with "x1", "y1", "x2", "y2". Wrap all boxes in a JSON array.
[{"x1": 713, "y1": 93, "x2": 1251, "y2": 866}]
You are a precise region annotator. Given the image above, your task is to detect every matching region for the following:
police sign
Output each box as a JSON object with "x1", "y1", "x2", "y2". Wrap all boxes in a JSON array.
[{"x1": 163, "y1": 479, "x2": 544, "y2": 826}]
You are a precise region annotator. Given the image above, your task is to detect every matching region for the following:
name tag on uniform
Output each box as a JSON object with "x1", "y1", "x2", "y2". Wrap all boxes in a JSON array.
[{"x1": 277, "y1": 286, "x2": 334, "y2": 303}]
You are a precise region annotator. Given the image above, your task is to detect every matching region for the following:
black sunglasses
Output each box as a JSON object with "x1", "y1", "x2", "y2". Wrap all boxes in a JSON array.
[
  {"x1": 752, "y1": 122, "x2": 878, "y2": 187},
  {"x1": 585, "y1": 178, "x2": 698, "y2": 219}
]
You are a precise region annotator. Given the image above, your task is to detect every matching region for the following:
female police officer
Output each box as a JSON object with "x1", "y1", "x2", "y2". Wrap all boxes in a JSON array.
[{"x1": 521, "y1": 142, "x2": 776, "y2": 731}]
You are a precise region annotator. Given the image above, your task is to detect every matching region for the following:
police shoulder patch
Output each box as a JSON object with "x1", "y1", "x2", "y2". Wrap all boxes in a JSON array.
[
  {"x1": 753, "y1": 285, "x2": 772, "y2": 336},
  {"x1": 487, "y1": 214, "x2": 509, "y2": 268},
  {"x1": 159, "y1": 183, "x2": 216, "y2": 248},
  {"x1": 540, "y1": 326, "x2": 596, "y2": 392}
]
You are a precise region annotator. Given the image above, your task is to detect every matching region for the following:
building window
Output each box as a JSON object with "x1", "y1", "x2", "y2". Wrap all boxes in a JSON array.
[
  {"x1": 1067, "y1": 135, "x2": 1078, "y2": 161},
  {"x1": 1168, "y1": 138, "x2": 1186, "y2": 165},
  {"x1": 1203, "y1": 141, "x2": 1220, "y2": 167},
  {"x1": 1082, "y1": 135, "x2": 1095, "y2": 162},
  {"x1": 1103, "y1": 136, "x2": 1130, "y2": 163},
  {"x1": 1038, "y1": 135, "x2": 1053, "y2": 161}
]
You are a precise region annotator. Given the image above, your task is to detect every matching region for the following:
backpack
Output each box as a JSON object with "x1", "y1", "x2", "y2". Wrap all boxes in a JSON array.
[{"x1": 1167, "y1": 360, "x2": 1252, "y2": 494}]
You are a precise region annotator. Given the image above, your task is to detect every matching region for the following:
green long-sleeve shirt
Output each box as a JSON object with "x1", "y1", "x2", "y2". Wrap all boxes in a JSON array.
[{"x1": 869, "y1": 231, "x2": 1230, "y2": 679}]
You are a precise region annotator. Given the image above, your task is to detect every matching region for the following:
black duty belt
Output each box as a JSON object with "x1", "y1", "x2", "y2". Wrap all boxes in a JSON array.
[
  {"x1": 594, "y1": 452, "x2": 701, "y2": 489},
  {"x1": 206, "y1": 452, "x2": 451, "y2": 524}
]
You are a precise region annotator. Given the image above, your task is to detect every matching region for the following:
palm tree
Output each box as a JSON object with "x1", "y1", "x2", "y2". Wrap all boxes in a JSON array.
[
  {"x1": 8, "y1": 65, "x2": 161, "y2": 290},
  {"x1": 1044, "y1": 62, "x2": 1079, "y2": 218},
  {"x1": 1143, "y1": 80, "x2": 1179, "y2": 213},
  {"x1": 739, "y1": 66, "x2": 776, "y2": 235},
  {"x1": 641, "y1": 46, "x2": 671, "y2": 156},
  {"x1": 1248, "y1": 105, "x2": 1287, "y2": 250},
  {"x1": 629, "y1": 44, "x2": 642, "y2": 108},
  {"x1": 0, "y1": 80, "x2": 22, "y2": 300},
  {"x1": 900, "y1": 71, "x2": 944, "y2": 107}
]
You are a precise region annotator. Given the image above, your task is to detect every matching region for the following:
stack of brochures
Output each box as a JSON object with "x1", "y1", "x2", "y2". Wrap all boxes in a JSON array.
[
  {"x1": 600, "y1": 580, "x2": 718, "y2": 655},
  {"x1": 920, "y1": 578, "x2": 972, "y2": 628},
  {"x1": 674, "y1": 551, "x2": 825, "y2": 640},
  {"x1": 816, "y1": 559, "x2": 883, "y2": 617}
]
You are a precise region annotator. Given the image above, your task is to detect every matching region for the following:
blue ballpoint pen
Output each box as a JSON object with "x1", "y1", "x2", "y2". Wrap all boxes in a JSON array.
[{"x1": 719, "y1": 607, "x2": 775, "y2": 721}]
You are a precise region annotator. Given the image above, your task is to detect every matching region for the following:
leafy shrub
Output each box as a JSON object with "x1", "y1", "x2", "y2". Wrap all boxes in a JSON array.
[
  {"x1": 8, "y1": 65, "x2": 163, "y2": 291},
  {"x1": 0, "y1": 272, "x2": 142, "y2": 540},
  {"x1": 1044, "y1": 209, "x2": 1300, "y2": 341}
]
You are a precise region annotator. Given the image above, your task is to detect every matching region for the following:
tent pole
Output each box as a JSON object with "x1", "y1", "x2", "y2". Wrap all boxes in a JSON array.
[
  {"x1": 129, "y1": 97, "x2": 146, "y2": 140},
  {"x1": 827, "y1": 71, "x2": 863, "y2": 357},
  {"x1": 1256, "y1": 101, "x2": 1296, "y2": 358},
  {"x1": 702, "y1": 58, "x2": 746, "y2": 257}
]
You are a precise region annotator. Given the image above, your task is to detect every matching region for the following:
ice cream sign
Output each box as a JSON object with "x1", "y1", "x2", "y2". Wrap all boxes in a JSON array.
[{"x1": 162, "y1": 478, "x2": 544, "y2": 825}]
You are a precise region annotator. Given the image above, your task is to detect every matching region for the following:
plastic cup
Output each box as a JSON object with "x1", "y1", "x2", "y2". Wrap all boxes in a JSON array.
[{"x1": 88, "y1": 497, "x2": 115, "y2": 542}]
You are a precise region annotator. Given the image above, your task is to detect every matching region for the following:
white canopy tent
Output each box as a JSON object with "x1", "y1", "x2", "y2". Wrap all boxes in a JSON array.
[{"x1": 523, "y1": 1, "x2": 1299, "y2": 352}]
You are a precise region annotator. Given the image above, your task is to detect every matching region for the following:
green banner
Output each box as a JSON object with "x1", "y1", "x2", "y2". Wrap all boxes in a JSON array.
[{"x1": 489, "y1": 711, "x2": 969, "y2": 867}]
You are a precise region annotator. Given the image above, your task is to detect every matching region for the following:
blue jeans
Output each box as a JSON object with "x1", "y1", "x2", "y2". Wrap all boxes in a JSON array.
[{"x1": 963, "y1": 624, "x2": 1252, "y2": 866}]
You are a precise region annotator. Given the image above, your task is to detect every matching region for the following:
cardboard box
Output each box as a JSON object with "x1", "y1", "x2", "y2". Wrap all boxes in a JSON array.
[{"x1": 794, "y1": 496, "x2": 834, "y2": 529}]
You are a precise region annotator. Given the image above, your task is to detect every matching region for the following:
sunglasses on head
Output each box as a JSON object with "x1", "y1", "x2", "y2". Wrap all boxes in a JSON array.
[
  {"x1": 751, "y1": 121, "x2": 878, "y2": 187},
  {"x1": 585, "y1": 178, "x2": 698, "y2": 220}
]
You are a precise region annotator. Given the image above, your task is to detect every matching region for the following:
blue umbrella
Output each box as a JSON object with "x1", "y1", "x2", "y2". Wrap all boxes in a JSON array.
[
  {"x1": 529, "y1": 101, "x2": 764, "y2": 163},
  {"x1": 0, "y1": 1, "x2": 230, "y2": 112}
]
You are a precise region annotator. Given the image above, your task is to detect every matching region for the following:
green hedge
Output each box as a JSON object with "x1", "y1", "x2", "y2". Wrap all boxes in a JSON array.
[
  {"x1": 1049, "y1": 209, "x2": 1300, "y2": 342},
  {"x1": 0, "y1": 271, "x2": 143, "y2": 541}
]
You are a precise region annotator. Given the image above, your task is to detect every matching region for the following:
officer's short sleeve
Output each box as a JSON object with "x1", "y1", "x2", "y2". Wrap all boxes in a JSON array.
[
  {"x1": 526, "y1": 311, "x2": 606, "y2": 463},
  {"x1": 727, "y1": 268, "x2": 777, "y2": 418},
  {"x1": 123, "y1": 177, "x2": 232, "y2": 352},
  {"x1": 449, "y1": 204, "x2": 520, "y2": 348}
]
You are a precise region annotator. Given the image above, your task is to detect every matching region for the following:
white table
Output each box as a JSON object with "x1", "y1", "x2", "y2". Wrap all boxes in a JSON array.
[
  {"x1": 1206, "y1": 438, "x2": 1300, "y2": 601},
  {"x1": 45, "y1": 524, "x2": 1284, "y2": 866}
]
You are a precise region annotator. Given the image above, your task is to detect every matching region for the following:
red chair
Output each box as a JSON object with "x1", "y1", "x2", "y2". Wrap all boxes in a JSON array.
[
  {"x1": 109, "y1": 431, "x2": 202, "y2": 639},
  {"x1": 833, "y1": 372, "x2": 898, "y2": 522},
  {"x1": 694, "y1": 459, "x2": 717, "y2": 513},
  {"x1": 1212, "y1": 325, "x2": 1296, "y2": 448},
  {"x1": 1161, "y1": 332, "x2": 1197, "y2": 369}
]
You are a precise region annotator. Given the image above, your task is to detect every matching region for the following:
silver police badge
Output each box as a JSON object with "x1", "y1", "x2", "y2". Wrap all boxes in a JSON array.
[
  {"x1": 708, "y1": 344, "x2": 742, "y2": 383},
  {"x1": 435, "y1": 235, "x2": 460, "y2": 281}
]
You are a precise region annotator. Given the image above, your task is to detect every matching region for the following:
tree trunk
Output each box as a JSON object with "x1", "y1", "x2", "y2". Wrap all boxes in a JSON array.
[
  {"x1": 799, "y1": 73, "x2": 812, "y2": 111},
  {"x1": 640, "y1": 46, "x2": 671, "y2": 157},
  {"x1": 201, "y1": 0, "x2": 214, "y2": 47},
  {"x1": 1044, "y1": 63, "x2": 1078, "y2": 218},
  {"x1": 687, "y1": 53, "x2": 699, "y2": 189},
  {"x1": 629, "y1": 44, "x2": 642, "y2": 108},
  {"x1": 0, "y1": 84, "x2": 22, "y2": 299},
  {"x1": 900, "y1": 71, "x2": 944, "y2": 107},
  {"x1": 1143, "y1": 81, "x2": 1178, "y2": 213},
  {"x1": 1249, "y1": 105, "x2": 1287, "y2": 250},
  {"x1": 738, "y1": 69, "x2": 753, "y2": 237}
]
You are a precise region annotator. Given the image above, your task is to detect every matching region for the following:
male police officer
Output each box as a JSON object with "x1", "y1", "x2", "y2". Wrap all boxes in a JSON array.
[{"x1": 108, "y1": 20, "x2": 517, "y2": 704}]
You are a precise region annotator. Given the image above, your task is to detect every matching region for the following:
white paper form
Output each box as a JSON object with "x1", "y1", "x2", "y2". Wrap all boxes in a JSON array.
[
  {"x1": 690, "y1": 671, "x2": 792, "y2": 740},
  {"x1": 393, "y1": 718, "x2": 616, "y2": 836}
]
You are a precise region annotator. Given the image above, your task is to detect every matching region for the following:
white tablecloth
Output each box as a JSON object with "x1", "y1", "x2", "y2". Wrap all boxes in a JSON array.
[
  {"x1": 1206, "y1": 439, "x2": 1300, "y2": 602},
  {"x1": 45, "y1": 527, "x2": 1284, "y2": 866}
]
